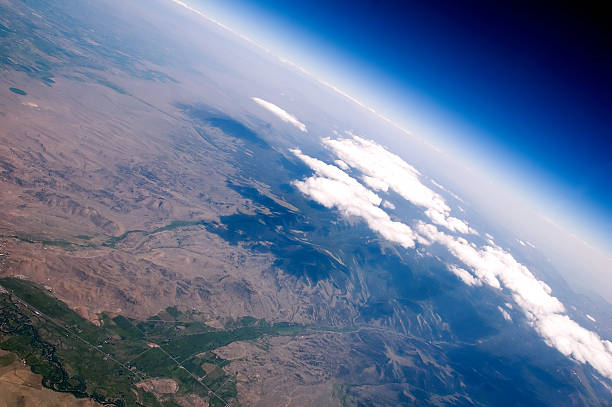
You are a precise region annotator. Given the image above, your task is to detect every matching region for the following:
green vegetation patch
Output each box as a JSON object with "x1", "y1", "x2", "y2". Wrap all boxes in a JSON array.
[
  {"x1": 13, "y1": 234, "x2": 78, "y2": 249},
  {"x1": 104, "y1": 219, "x2": 206, "y2": 247},
  {"x1": 0, "y1": 279, "x2": 310, "y2": 406},
  {"x1": 9, "y1": 87, "x2": 26, "y2": 95}
]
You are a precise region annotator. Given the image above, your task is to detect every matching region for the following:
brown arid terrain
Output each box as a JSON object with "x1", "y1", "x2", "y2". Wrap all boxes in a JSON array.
[
  {"x1": 0, "y1": 350, "x2": 100, "y2": 407},
  {"x1": 0, "y1": 0, "x2": 382, "y2": 405},
  {"x1": 213, "y1": 328, "x2": 465, "y2": 407},
  {"x1": 3, "y1": 1, "x2": 611, "y2": 406},
  {"x1": 0, "y1": 0, "x2": 372, "y2": 323},
  {"x1": 0, "y1": 4, "x2": 295, "y2": 322}
]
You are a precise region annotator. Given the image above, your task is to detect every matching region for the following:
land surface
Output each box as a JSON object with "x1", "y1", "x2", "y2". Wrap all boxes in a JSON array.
[
  {"x1": 1, "y1": 0, "x2": 611, "y2": 406},
  {"x1": 0, "y1": 350, "x2": 100, "y2": 407}
]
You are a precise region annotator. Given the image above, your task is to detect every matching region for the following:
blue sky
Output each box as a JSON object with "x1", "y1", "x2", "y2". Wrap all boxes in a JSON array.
[{"x1": 192, "y1": 0, "x2": 612, "y2": 253}]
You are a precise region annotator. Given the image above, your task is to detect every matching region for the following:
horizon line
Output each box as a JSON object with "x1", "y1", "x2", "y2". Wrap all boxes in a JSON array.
[{"x1": 168, "y1": 0, "x2": 612, "y2": 258}]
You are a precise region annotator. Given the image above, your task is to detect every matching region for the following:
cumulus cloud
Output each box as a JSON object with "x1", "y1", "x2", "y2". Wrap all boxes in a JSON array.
[
  {"x1": 252, "y1": 97, "x2": 307, "y2": 132},
  {"x1": 448, "y1": 265, "x2": 481, "y2": 286},
  {"x1": 424, "y1": 208, "x2": 474, "y2": 235},
  {"x1": 362, "y1": 175, "x2": 389, "y2": 192},
  {"x1": 291, "y1": 135, "x2": 612, "y2": 380},
  {"x1": 382, "y1": 200, "x2": 396, "y2": 210},
  {"x1": 334, "y1": 159, "x2": 349, "y2": 170},
  {"x1": 417, "y1": 222, "x2": 612, "y2": 380},
  {"x1": 538, "y1": 314, "x2": 612, "y2": 376},
  {"x1": 498, "y1": 306, "x2": 513, "y2": 321},
  {"x1": 291, "y1": 149, "x2": 417, "y2": 248},
  {"x1": 322, "y1": 136, "x2": 476, "y2": 235}
]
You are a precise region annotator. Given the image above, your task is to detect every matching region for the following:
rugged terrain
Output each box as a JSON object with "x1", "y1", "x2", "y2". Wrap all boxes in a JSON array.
[{"x1": 1, "y1": 0, "x2": 611, "y2": 406}]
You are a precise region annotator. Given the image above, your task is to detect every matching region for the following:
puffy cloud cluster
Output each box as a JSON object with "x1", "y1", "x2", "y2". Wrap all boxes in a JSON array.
[
  {"x1": 448, "y1": 265, "x2": 482, "y2": 286},
  {"x1": 252, "y1": 97, "x2": 307, "y2": 132},
  {"x1": 382, "y1": 200, "x2": 396, "y2": 210},
  {"x1": 419, "y1": 222, "x2": 612, "y2": 380},
  {"x1": 322, "y1": 136, "x2": 476, "y2": 234},
  {"x1": 498, "y1": 306, "x2": 512, "y2": 321},
  {"x1": 334, "y1": 159, "x2": 349, "y2": 170},
  {"x1": 291, "y1": 149, "x2": 418, "y2": 248},
  {"x1": 291, "y1": 135, "x2": 612, "y2": 381}
]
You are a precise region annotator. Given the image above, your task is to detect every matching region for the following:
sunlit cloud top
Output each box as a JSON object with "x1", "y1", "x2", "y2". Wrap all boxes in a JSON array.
[{"x1": 252, "y1": 97, "x2": 307, "y2": 132}]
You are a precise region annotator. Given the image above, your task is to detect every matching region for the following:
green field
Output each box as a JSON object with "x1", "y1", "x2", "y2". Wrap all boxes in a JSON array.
[
  {"x1": 103, "y1": 219, "x2": 207, "y2": 247},
  {"x1": 9, "y1": 87, "x2": 26, "y2": 95},
  {"x1": 0, "y1": 277, "x2": 308, "y2": 406}
]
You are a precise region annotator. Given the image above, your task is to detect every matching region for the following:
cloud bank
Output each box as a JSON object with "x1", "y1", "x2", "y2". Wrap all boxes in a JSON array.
[
  {"x1": 498, "y1": 306, "x2": 513, "y2": 321},
  {"x1": 291, "y1": 149, "x2": 417, "y2": 248},
  {"x1": 291, "y1": 135, "x2": 612, "y2": 381},
  {"x1": 449, "y1": 265, "x2": 482, "y2": 286},
  {"x1": 322, "y1": 136, "x2": 476, "y2": 235},
  {"x1": 252, "y1": 97, "x2": 307, "y2": 132}
]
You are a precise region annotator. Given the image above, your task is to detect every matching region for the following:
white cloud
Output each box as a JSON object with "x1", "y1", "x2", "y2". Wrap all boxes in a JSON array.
[
  {"x1": 362, "y1": 175, "x2": 389, "y2": 192},
  {"x1": 334, "y1": 159, "x2": 349, "y2": 170},
  {"x1": 448, "y1": 265, "x2": 481, "y2": 286},
  {"x1": 291, "y1": 149, "x2": 417, "y2": 248},
  {"x1": 537, "y1": 315, "x2": 612, "y2": 375},
  {"x1": 382, "y1": 200, "x2": 395, "y2": 210},
  {"x1": 498, "y1": 306, "x2": 512, "y2": 321},
  {"x1": 418, "y1": 223, "x2": 502, "y2": 289},
  {"x1": 322, "y1": 136, "x2": 476, "y2": 235},
  {"x1": 417, "y1": 221, "x2": 612, "y2": 380},
  {"x1": 431, "y1": 179, "x2": 446, "y2": 191},
  {"x1": 431, "y1": 179, "x2": 464, "y2": 203},
  {"x1": 425, "y1": 208, "x2": 475, "y2": 235},
  {"x1": 252, "y1": 97, "x2": 307, "y2": 132}
]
